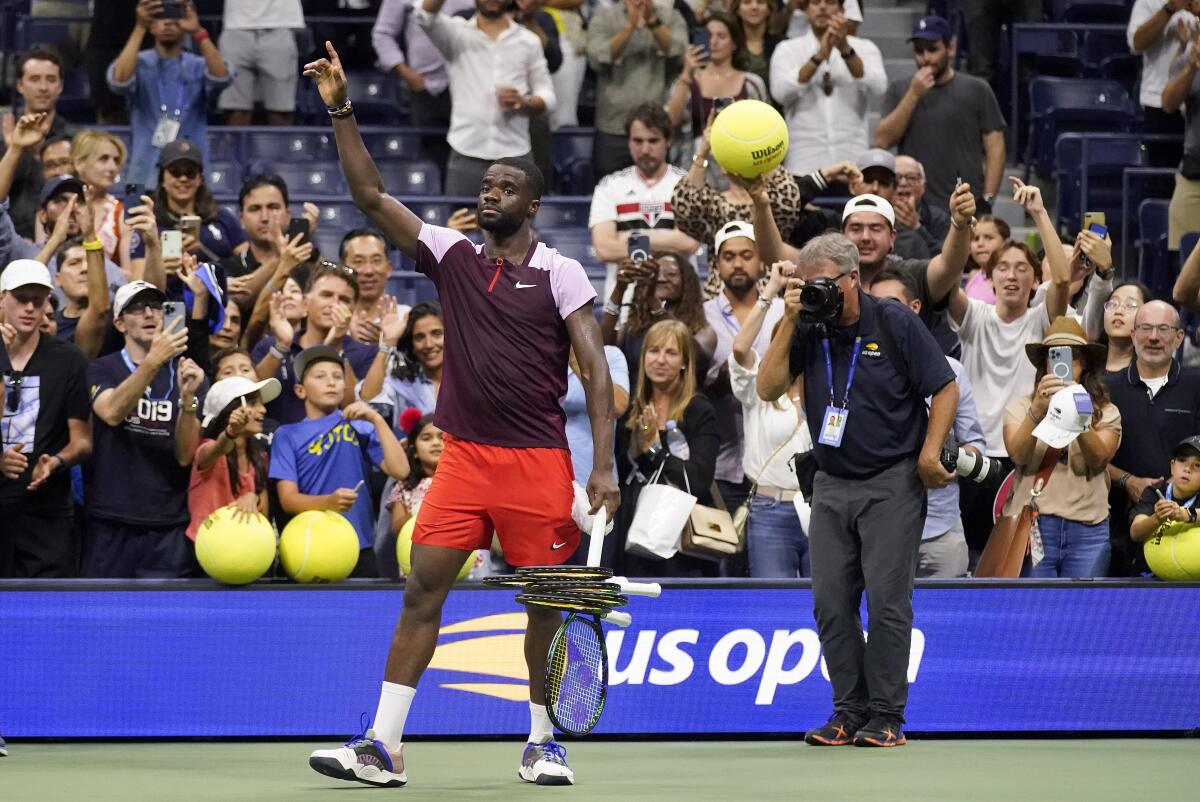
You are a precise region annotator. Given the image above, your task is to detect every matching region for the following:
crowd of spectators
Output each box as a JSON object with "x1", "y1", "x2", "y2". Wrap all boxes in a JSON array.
[{"x1": 0, "y1": 0, "x2": 1198, "y2": 583}]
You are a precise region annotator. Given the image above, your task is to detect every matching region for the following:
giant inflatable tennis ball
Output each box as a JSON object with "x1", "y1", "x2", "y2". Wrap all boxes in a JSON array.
[
  {"x1": 279, "y1": 510, "x2": 360, "y2": 583},
  {"x1": 709, "y1": 99, "x2": 789, "y2": 180},
  {"x1": 1144, "y1": 521, "x2": 1200, "y2": 580},
  {"x1": 195, "y1": 506, "x2": 277, "y2": 585},
  {"x1": 396, "y1": 516, "x2": 473, "y2": 580}
]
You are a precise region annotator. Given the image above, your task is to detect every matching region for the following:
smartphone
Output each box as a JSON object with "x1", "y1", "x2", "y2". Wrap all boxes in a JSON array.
[
  {"x1": 1082, "y1": 211, "x2": 1107, "y2": 231},
  {"x1": 1048, "y1": 345, "x2": 1073, "y2": 382},
  {"x1": 1088, "y1": 222, "x2": 1109, "y2": 239},
  {"x1": 691, "y1": 27, "x2": 711, "y2": 60},
  {"x1": 179, "y1": 214, "x2": 201, "y2": 235},
  {"x1": 157, "y1": 0, "x2": 185, "y2": 19},
  {"x1": 123, "y1": 183, "x2": 146, "y2": 216},
  {"x1": 713, "y1": 96, "x2": 734, "y2": 114},
  {"x1": 627, "y1": 232, "x2": 651, "y2": 263},
  {"x1": 161, "y1": 230, "x2": 182, "y2": 259},
  {"x1": 163, "y1": 301, "x2": 186, "y2": 333},
  {"x1": 287, "y1": 217, "x2": 311, "y2": 246}
]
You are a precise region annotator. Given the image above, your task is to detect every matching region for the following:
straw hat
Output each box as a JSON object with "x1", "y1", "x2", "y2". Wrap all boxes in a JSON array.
[{"x1": 1024, "y1": 316, "x2": 1107, "y2": 369}]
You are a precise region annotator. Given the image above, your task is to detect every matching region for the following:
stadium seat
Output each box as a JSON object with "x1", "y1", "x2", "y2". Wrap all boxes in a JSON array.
[
  {"x1": 205, "y1": 130, "x2": 242, "y2": 163},
  {"x1": 207, "y1": 161, "x2": 244, "y2": 196},
  {"x1": 407, "y1": 202, "x2": 454, "y2": 226},
  {"x1": 270, "y1": 162, "x2": 345, "y2": 196},
  {"x1": 1082, "y1": 30, "x2": 1140, "y2": 83},
  {"x1": 13, "y1": 15, "x2": 77, "y2": 52},
  {"x1": 558, "y1": 160, "x2": 595, "y2": 197},
  {"x1": 243, "y1": 131, "x2": 338, "y2": 163},
  {"x1": 1053, "y1": 133, "x2": 1145, "y2": 234},
  {"x1": 552, "y1": 128, "x2": 595, "y2": 195},
  {"x1": 536, "y1": 198, "x2": 591, "y2": 228},
  {"x1": 377, "y1": 160, "x2": 442, "y2": 196},
  {"x1": 362, "y1": 131, "x2": 437, "y2": 162},
  {"x1": 1137, "y1": 199, "x2": 1171, "y2": 300},
  {"x1": 1051, "y1": 0, "x2": 1131, "y2": 24},
  {"x1": 345, "y1": 71, "x2": 402, "y2": 125},
  {"x1": 1025, "y1": 78, "x2": 1137, "y2": 178},
  {"x1": 317, "y1": 200, "x2": 367, "y2": 234},
  {"x1": 540, "y1": 228, "x2": 603, "y2": 282}
]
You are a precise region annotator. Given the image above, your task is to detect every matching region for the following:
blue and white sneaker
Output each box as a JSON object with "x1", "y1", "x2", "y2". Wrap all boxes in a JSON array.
[
  {"x1": 518, "y1": 740, "x2": 574, "y2": 786},
  {"x1": 309, "y1": 729, "x2": 406, "y2": 788}
]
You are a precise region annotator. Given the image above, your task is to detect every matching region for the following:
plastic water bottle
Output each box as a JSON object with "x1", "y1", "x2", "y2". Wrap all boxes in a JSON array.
[{"x1": 665, "y1": 420, "x2": 690, "y2": 460}]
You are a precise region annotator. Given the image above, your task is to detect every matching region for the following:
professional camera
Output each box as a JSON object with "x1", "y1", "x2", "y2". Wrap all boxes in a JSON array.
[
  {"x1": 939, "y1": 443, "x2": 998, "y2": 484},
  {"x1": 798, "y1": 277, "x2": 844, "y2": 325}
]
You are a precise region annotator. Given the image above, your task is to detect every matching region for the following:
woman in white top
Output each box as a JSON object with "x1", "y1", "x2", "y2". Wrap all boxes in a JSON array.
[{"x1": 730, "y1": 261, "x2": 813, "y2": 577}]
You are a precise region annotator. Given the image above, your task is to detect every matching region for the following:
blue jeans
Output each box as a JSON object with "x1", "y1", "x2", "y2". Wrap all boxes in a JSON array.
[
  {"x1": 1026, "y1": 514, "x2": 1111, "y2": 578},
  {"x1": 747, "y1": 494, "x2": 809, "y2": 577}
]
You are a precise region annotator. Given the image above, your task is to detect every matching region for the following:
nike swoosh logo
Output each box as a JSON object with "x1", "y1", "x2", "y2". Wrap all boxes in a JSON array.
[
  {"x1": 515, "y1": 281, "x2": 537, "y2": 289},
  {"x1": 550, "y1": 541, "x2": 568, "y2": 550}
]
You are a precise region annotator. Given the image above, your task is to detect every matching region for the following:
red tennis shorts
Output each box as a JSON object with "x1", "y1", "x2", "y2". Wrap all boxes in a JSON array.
[{"x1": 412, "y1": 433, "x2": 579, "y2": 566}]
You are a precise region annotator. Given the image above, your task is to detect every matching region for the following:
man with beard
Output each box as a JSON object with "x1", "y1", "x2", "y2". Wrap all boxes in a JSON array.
[
  {"x1": 589, "y1": 103, "x2": 699, "y2": 298},
  {"x1": 415, "y1": 0, "x2": 556, "y2": 197},
  {"x1": 874, "y1": 15, "x2": 1005, "y2": 212},
  {"x1": 702, "y1": 221, "x2": 783, "y2": 516},
  {"x1": 303, "y1": 43, "x2": 618, "y2": 789}
]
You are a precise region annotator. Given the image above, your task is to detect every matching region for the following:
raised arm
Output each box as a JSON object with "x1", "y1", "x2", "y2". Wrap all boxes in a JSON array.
[
  {"x1": 757, "y1": 281, "x2": 800, "y2": 401},
  {"x1": 111, "y1": 0, "x2": 155, "y2": 85},
  {"x1": 982, "y1": 131, "x2": 1005, "y2": 199},
  {"x1": 874, "y1": 69, "x2": 933, "y2": 148},
  {"x1": 566, "y1": 304, "x2": 619, "y2": 518},
  {"x1": 303, "y1": 42, "x2": 424, "y2": 257},
  {"x1": 733, "y1": 261, "x2": 789, "y2": 368},
  {"x1": 739, "y1": 173, "x2": 799, "y2": 267},
  {"x1": 76, "y1": 191, "x2": 112, "y2": 360},
  {"x1": 1173, "y1": 234, "x2": 1200, "y2": 311},
  {"x1": 92, "y1": 320, "x2": 188, "y2": 426},
  {"x1": 345, "y1": 402, "x2": 410, "y2": 480},
  {"x1": 1010, "y1": 176, "x2": 1070, "y2": 319},
  {"x1": 924, "y1": 182, "x2": 977, "y2": 302}
]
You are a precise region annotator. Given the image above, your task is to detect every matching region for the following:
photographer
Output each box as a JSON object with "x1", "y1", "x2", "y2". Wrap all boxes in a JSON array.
[{"x1": 757, "y1": 232, "x2": 957, "y2": 748}]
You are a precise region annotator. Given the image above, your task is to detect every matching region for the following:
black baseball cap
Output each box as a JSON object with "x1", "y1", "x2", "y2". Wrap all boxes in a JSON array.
[
  {"x1": 1172, "y1": 436, "x2": 1200, "y2": 459},
  {"x1": 38, "y1": 173, "x2": 84, "y2": 207},
  {"x1": 293, "y1": 345, "x2": 344, "y2": 381},
  {"x1": 156, "y1": 138, "x2": 203, "y2": 169}
]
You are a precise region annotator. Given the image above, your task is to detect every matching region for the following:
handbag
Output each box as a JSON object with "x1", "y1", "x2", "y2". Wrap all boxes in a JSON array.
[
  {"x1": 733, "y1": 418, "x2": 806, "y2": 538},
  {"x1": 626, "y1": 460, "x2": 697, "y2": 560},
  {"x1": 679, "y1": 478, "x2": 742, "y2": 561},
  {"x1": 976, "y1": 447, "x2": 1061, "y2": 578}
]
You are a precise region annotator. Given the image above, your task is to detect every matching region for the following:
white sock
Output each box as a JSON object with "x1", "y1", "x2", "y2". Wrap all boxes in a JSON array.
[
  {"x1": 529, "y1": 702, "x2": 554, "y2": 744},
  {"x1": 372, "y1": 682, "x2": 416, "y2": 752}
]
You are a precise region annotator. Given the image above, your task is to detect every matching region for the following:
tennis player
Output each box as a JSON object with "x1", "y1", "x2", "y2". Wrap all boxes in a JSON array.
[{"x1": 303, "y1": 43, "x2": 620, "y2": 788}]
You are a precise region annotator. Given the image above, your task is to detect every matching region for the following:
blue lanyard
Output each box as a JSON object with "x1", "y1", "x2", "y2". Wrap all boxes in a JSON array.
[
  {"x1": 156, "y1": 55, "x2": 186, "y2": 121},
  {"x1": 121, "y1": 348, "x2": 175, "y2": 402},
  {"x1": 1166, "y1": 483, "x2": 1198, "y2": 509},
  {"x1": 821, "y1": 336, "x2": 862, "y2": 411}
]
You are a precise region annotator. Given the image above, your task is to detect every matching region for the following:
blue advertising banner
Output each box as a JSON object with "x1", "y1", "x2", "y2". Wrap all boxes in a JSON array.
[{"x1": 2, "y1": 584, "x2": 1198, "y2": 737}]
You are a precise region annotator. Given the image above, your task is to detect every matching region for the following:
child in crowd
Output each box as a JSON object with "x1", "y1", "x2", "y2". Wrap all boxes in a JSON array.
[
  {"x1": 269, "y1": 345, "x2": 409, "y2": 577},
  {"x1": 963, "y1": 215, "x2": 1010, "y2": 304},
  {"x1": 1130, "y1": 437, "x2": 1200, "y2": 543},
  {"x1": 187, "y1": 375, "x2": 280, "y2": 541}
]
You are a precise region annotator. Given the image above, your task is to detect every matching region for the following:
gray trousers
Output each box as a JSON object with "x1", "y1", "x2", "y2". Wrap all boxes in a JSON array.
[
  {"x1": 445, "y1": 149, "x2": 532, "y2": 198},
  {"x1": 809, "y1": 458, "x2": 924, "y2": 722}
]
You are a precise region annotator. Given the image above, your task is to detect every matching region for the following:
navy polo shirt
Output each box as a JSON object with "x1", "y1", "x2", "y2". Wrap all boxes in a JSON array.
[
  {"x1": 1105, "y1": 361, "x2": 1200, "y2": 479},
  {"x1": 789, "y1": 291, "x2": 955, "y2": 479}
]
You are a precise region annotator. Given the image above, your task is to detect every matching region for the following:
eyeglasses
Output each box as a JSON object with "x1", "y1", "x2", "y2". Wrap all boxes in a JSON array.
[
  {"x1": 123, "y1": 300, "x2": 164, "y2": 316},
  {"x1": 5, "y1": 371, "x2": 23, "y2": 414},
  {"x1": 896, "y1": 172, "x2": 923, "y2": 184},
  {"x1": 166, "y1": 164, "x2": 201, "y2": 179},
  {"x1": 1103, "y1": 300, "x2": 1141, "y2": 311},
  {"x1": 1133, "y1": 323, "x2": 1179, "y2": 336},
  {"x1": 318, "y1": 260, "x2": 355, "y2": 275}
]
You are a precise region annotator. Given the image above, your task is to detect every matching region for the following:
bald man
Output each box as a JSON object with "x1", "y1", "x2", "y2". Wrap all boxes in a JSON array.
[
  {"x1": 1105, "y1": 300, "x2": 1200, "y2": 575},
  {"x1": 892, "y1": 155, "x2": 949, "y2": 255}
]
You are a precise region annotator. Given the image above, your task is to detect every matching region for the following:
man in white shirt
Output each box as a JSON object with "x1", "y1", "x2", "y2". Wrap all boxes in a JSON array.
[
  {"x1": 588, "y1": 103, "x2": 698, "y2": 296},
  {"x1": 219, "y1": 0, "x2": 305, "y2": 125},
  {"x1": 769, "y1": 0, "x2": 886, "y2": 177},
  {"x1": 417, "y1": 0, "x2": 556, "y2": 196},
  {"x1": 1129, "y1": 0, "x2": 1198, "y2": 167},
  {"x1": 703, "y1": 221, "x2": 784, "y2": 513}
]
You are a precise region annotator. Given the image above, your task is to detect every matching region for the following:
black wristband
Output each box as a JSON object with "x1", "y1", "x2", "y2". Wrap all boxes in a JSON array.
[{"x1": 840, "y1": 47, "x2": 856, "y2": 59}]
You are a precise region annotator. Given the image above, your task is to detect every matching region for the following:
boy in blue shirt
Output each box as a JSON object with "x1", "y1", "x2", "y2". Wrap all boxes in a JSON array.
[{"x1": 270, "y1": 345, "x2": 409, "y2": 576}]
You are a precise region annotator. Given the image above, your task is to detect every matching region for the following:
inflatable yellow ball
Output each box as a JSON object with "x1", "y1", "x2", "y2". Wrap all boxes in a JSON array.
[
  {"x1": 279, "y1": 510, "x2": 360, "y2": 583},
  {"x1": 397, "y1": 516, "x2": 473, "y2": 580},
  {"x1": 1144, "y1": 521, "x2": 1200, "y2": 581},
  {"x1": 709, "y1": 99, "x2": 789, "y2": 180},
  {"x1": 195, "y1": 506, "x2": 277, "y2": 585}
]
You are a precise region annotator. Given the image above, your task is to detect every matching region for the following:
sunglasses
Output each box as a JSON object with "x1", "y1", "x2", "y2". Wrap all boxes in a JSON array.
[
  {"x1": 5, "y1": 371, "x2": 23, "y2": 414},
  {"x1": 123, "y1": 300, "x2": 165, "y2": 316},
  {"x1": 166, "y1": 164, "x2": 202, "y2": 179}
]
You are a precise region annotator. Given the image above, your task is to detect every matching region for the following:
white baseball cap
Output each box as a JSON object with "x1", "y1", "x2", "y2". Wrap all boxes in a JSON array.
[
  {"x1": 0, "y1": 259, "x2": 53, "y2": 293},
  {"x1": 714, "y1": 220, "x2": 756, "y2": 255},
  {"x1": 113, "y1": 280, "x2": 167, "y2": 317},
  {"x1": 842, "y1": 194, "x2": 896, "y2": 229},
  {"x1": 1033, "y1": 385, "x2": 1095, "y2": 448},
  {"x1": 201, "y1": 376, "x2": 282, "y2": 427}
]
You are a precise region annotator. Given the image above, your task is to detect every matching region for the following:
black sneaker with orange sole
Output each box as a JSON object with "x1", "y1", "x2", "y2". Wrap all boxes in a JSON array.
[
  {"x1": 804, "y1": 712, "x2": 868, "y2": 746},
  {"x1": 852, "y1": 716, "x2": 907, "y2": 747}
]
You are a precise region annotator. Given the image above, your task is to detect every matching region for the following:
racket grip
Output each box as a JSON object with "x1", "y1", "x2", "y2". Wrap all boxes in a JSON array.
[
  {"x1": 602, "y1": 611, "x2": 632, "y2": 628},
  {"x1": 586, "y1": 507, "x2": 606, "y2": 568},
  {"x1": 608, "y1": 576, "x2": 662, "y2": 598}
]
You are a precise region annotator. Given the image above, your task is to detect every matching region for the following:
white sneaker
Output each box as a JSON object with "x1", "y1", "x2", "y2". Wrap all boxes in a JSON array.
[
  {"x1": 518, "y1": 740, "x2": 575, "y2": 786},
  {"x1": 309, "y1": 729, "x2": 406, "y2": 788}
]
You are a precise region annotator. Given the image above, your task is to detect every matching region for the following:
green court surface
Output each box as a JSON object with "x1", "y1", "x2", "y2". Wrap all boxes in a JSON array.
[{"x1": 1, "y1": 739, "x2": 1194, "y2": 801}]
